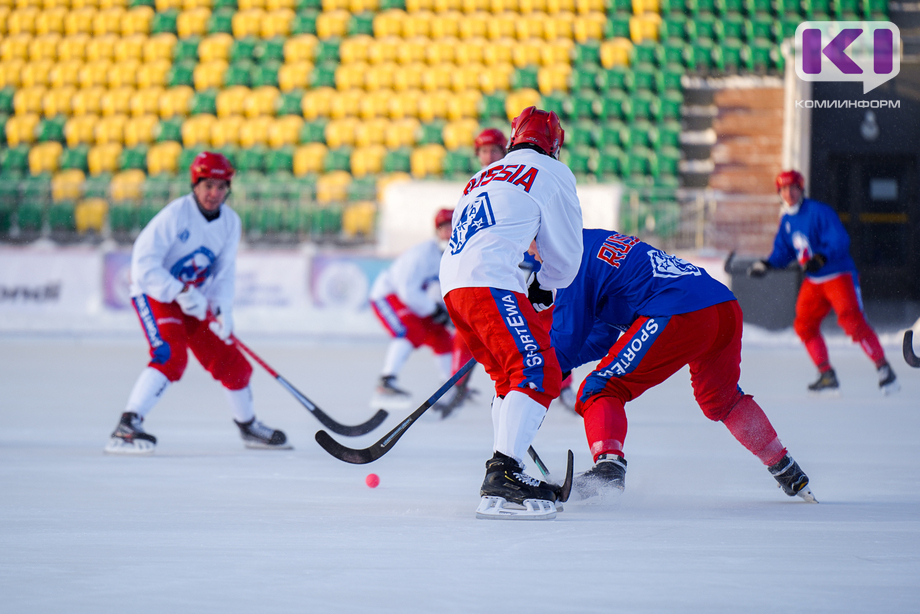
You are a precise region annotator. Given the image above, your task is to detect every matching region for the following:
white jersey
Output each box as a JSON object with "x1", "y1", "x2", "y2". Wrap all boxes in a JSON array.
[
  {"x1": 130, "y1": 193, "x2": 241, "y2": 314},
  {"x1": 369, "y1": 238, "x2": 442, "y2": 317},
  {"x1": 439, "y1": 148, "x2": 583, "y2": 295}
]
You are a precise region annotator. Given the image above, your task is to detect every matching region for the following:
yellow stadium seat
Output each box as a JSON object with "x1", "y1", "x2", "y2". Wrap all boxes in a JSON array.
[
  {"x1": 143, "y1": 32, "x2": 176, "y2": 61},
  {"x1": 430, "y1": 11, "x2": 461, "y2": 39},
  {"x1": 261, "y1": 8, "x2": 294, "y2": 37},
  {"x1": 5, "y1": 114, "x2": 40, "y2": 146},
  {"x1": 293, "y1": 143, "x2": 327, "y2": 176},
  {"x1": 448, "y1": 63, "x2": 481, "y2": 92},
  {"x1": 324, "y1": 117, "x2": 359, "y2": 148},
  {"x1": 53, "y1": 170, "x2": 87, "y2": 202},
  {"x1": 124, "y1": 114, "x2": 158, "y2": 146},
  {"x1": 197, "y1": 33, "x2": 230, "y2": 62},
  {"x1": 122, "y1": 6, "x2": 154, "y2": 35},
  {"x1": 432, "y1": 0, "x2": 461, "y2": 10},
  {"x1": 458, "y1": 11, "x2": 488, "y2": 38},
  {"x1": 110, "y1": 59, "x2": 140, "y2": 88},
  {"x1": 482, "y1": 38, "x2": 513, "y2": 66},
  {"x1": 301, "y1": 86, "x2": 335, "y2": 120},
  {"x1": 14, "y1": 85, "x2": 45, "y2": 115},
  {"x1": 284, "y1": 34, "x2": 318, "y2": 63},
  {"x1": 350, "y1": 0, "x2": 379, "y2": 11},
  {"x1": 0, "y1": 60, "x2": 24, "y2": 89},
  {"x1": 193, "y1": 60, "x2": 227, "y2": 90},
  {"x1": 410, "y1": 144, "x2": 445, "y2": 178},
  {"x1": 402, "y1": 11, "x2": 432, "y2": 38},
  {"x1": 88, "y1": 142, "x2": 122, "y2": 175},
  {"x1": 354, "y1": 118, "x2": 387, "y2": 147},
  {"x1": 454, "y1": 37, "x2": 485, "y2": 65},
  {"x1": 460, "y1": 0, "x2": 488, "y2": 12},
  {"x1": 238, "y1": 115, "x2": 272, "y2": 147},
  {"x1": 367, "y1": 36, "x2": 399, "y2": 64},
  {"x1": 388, "y1": 89, "x2": 421, "y2": 120},
  {"x1": 42, "y1": 0, "x2": 72, "y2": 9},
  {"x1": 278, "y1": 61, "x2": 312, "y2": 92},
  {"x1": 64, "y1": 8, "x2": 96, "y2": 35},
  {"x1": 391, "y1": 62, "x2": 423, "y2": 91},
  {"x1": 363, "y1": 62, "x2": 396, "y2": 92},
  {"x1": 321, "y1": 0, "x2": 347, "y2": 9},
  {"x1": 515, "y1": 13, "x2": 543, "y2": 39},
  {"x1": 9, "y1": 7, "x2": 39, "y2": 35},
  {"x1": 631, "y1": 0, "x2": 656, "y2": 13},
  {"x1": 42, "y1": 85, "x2": 77, "y2": 116},
  {"x1": 486, "y1": 12, "x2": 516, "y2": 40},
  {"x1": 446, "y1": 88, "x2": 480, "y2": 118},
  {"x1": 100, "y1": 0, "x2": 129, "y2": 7},
  {"x1": 231, "y1": 9, "x2": 263, "y2": 38},
  {"x1": 78, "y1": 59, "x2": 110, "y2": 88},
  {"x1": 0, "y1": 7, "x2": 10, "y2": 37},
  {"x1": 181, "y1": 113, "x2": 216, "y2": 147},
  {"x1": 329, "y1": 89, "x2": 362, "y2": 119},
  {"x1": 316, "y1": 171, "x2": 351, "y2": 203},
  {"x1": 573, "y1": 12, "x2": 604, "y2": 42},
  {"x1": 29, "y1": 141, "x2": 63, "y2": 174},
  {"x1": 358, "y1": 89, "x2": 391, "y2": 120},
  {"x1": 93, "y1": 8, "x2": 125, "y2": 36},
  {"x1": 442, "y1": 118, "x2": 477, "y2": 149},
  {"x1": 137, "y1": 59, "x2": 171, "y2": 88},
  {"x1": 339, "y1": 35, "x2": 371, "y2": 64},
  {"x1": 629, "y1": 12, "x2": 660, "y2": 43},
  {"x1": 541, "y1": 37, "x2": 573, "y2": 66},
  {"x1": 342, "y1": 200, "x2": 376, "y2": 238},
  {"x1": 420, "y1": 63, "x2": 452, "y2": 91},
  {"x1": 316, "y1": 9, "x2": 349, "y2": 38},
  {"x1": 479, "y1": 62, "x2": 512, "y2": 93},
  {"x1": 405, "y1": 0, "x2": 432, "y2": 10},
  {"x1": 504, "y1": 87, "x2": 539, "y2": 119},
  {"x1": 425, "y1": 38, "x2": 455, "y2": 64},
  {"x1": 75, "y1": 197, "x2": 108, "y2": 233},
  {"x1": 350, "y1": 145, "x2": 386, "y2": 178},
  {"x1": 393, "y1": 36, "x2": 425, "y2": 65},
  {"x1": 86, "y1": 33, "x2": 118, "y2": 60},
  {"x1": 147, "y1": 141, "x2": 182, "y2": 175},
  {"x1": 114, "y1": 33, "x2": 146, "y2": 61},
  {"x1": 95, "y1": 113, "x2": 127, "y2": 143},
  {"x1": 216, "y1": 85, "x2": 249, "y2": 117},
  {"x1": 100, "y1": 87, "x2": 133, "y2": 116},
  {"x1": 372, "y1": 10, "x2": 405, "y2": 38},
  {"x1": 417, "y1": 89, "x2": 450, "y2": 121},
  {"x1": 600, "y1": 37, "x2": 631, "y2": 68},
  {"x1": 159, "y1": 85, "x2": 194, "y2": 117},
  {"x1": 177, "y1": 8, "x2": 211, "y2": 38},
  {"x1": 129, "y1": 86, "x2": 163, "y2": 116},
  {"x1": 21, "y1": 60, "x2": 54, "y2": 87},
  {"x1": 511, "y1": 38, "x2": 542, "y2": 66},
  {"x1": 334, "y1": 62, "x2": 365, "y2": 90},
  {"x1": 71, "y1": 88, "x2": 105, "y2": 116},
  {"x1": 110, "y1": 169, "x2": 146, "y2": 202},
  {"x1": 29, "y1": 34, "x2": 61, "y2": 60},
  {"x1": 546, "y1": 0, "x2": 573, "y2": 11},
  {"x1": 266, "y1": 0, "x2": 295, "y2": 9},
  {"x1": 384, "y1": 117, "x2": 418, "y2": 148},
  {"x1": 58, "y1": 34, "x2": 91, "y2": 61},
  {"x1": 209, "y1": 114, "x2": 244, "y2": 147},
  {"x1": 1, "y1": 34, "x2": 32, "y2": 61},
  {"x1": 543, "y1": 10, "x2": 574, "y2": 39},
  {"x1": 537, "y1": 63, "x2": 569, "y2": 93},
  {"x1": 267, "y1": 114, "x2": 302, "y2": 148},
  {"x1": 489, "y1": 0, "x2": 517, "y2": 12},
  {"x1": 72, "y1": 0, "x2": 102, "y2": 9},
  {"x1": 239, "y1": 0, "x2": 266, "y2": 8},
  {"x1": 576, "y1": 0, "x2": 602, "y2": 12},
  {"x1": 243, "y1": 85, "x2": 279, "y2": 118},
  {"x1": 155, "y1": 0, "x2": 182, "y2": 10}
]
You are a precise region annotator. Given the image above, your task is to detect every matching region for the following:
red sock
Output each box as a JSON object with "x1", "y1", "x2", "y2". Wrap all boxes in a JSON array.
[
  {"x1": 582, "y1": 396, "x2": 628, "y2": 462},
  {"x1": 803, "y1": 336, "x2": 831, "y2": 372},
  {"x1": 722, "y1": 395, "x2": 787, "y2": 466}
]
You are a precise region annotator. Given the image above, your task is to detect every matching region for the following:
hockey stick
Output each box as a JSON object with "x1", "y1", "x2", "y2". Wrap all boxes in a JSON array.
[
  {"x1": 229, "y1": 333, "x2": 388, "y2": 437},
  {"x1": 314, "y1": 358, "x2": 476, "y2": 464},
  {"x1": 723, "y1": 250, "x2": 736, "y2": 274},
  {"x1": 904, "y1": 331, "x2": 920, "y2": 368},
  {"x1": 528, "y1": 446, "x2": 574, "y2": 503}
]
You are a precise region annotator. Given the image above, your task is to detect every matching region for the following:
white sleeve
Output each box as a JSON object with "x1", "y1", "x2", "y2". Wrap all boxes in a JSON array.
[
  {"x1": 391, "y1": 242, "x2": 440, "y2": 317},
  {"x1": 205, "y1": 213, "x2": 241, "y2": 314},
  {"x1": 533, "y1": 170, "x2": 583, "y2": 290},
  {"x1": 131, "y1": 208, "x2": 185, "y2": 303}
]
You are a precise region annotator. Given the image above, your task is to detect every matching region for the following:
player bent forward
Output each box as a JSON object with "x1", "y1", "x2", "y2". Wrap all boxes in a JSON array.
[
  {"x1": 105, "y1": 152, "x2": 289, "y2": 454},
  {"x1": 440, "y1": 107, "x2": 584, "y2": 519},
  {"x1": 551, "y1": 229, "x2": 816, "y2": 503}
]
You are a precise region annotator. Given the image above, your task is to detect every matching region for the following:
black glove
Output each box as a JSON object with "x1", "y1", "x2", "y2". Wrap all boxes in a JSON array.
[
  {"x1": 803, "y1": 253, "x2": 827, "y2": 274},
  {"x1": 747, "y1": 259, "x2": 771, "y2": 279},
  {"x1": 431, "y1": 304, "x2": 451, "y2": 326},
  {"x1": 527, "y1": 273, "x2": 554, "y2": 312}
]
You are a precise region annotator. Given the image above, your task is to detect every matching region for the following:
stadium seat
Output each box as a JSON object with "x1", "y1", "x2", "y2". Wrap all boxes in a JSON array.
[
  {"x1": 88, "y1": 142, "x2": 122, "y2": 174},
  {"x1": 239, "y1": 115, "x2": 273, "y2": 147},
  {"x1": 146, "y1": 141, "x2": 183, "y2": 174},
  {"x1": 211, "y1": 115, "x2": 245, "y2": 146},
  {"x1": 268, "y1": 114, "x2": 304, "y2": 147}
]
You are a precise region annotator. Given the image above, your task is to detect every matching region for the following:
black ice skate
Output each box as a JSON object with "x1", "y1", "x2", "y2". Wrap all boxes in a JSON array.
[
  {"x1": 234, "y1": 417, "x2": 292, "y2": 450},
  {"x1": 573, "y1": 454, "x2": 627, "y2": 500},
  {"x1": 878, "y1": 362, "x2": 900, "y2": 395},
  {"x1": 477, "y1": 452, "x2": 558, "y2": 520},
  {"x1": 768, "y1": 454, "x2": 817, "y2": 503},
  {"x1": 807, "y1": 369, "x2": 839, "y2": 395},
  {"x1": 432, "y1": 380, "x2": 477, "y2": 419},
  {"x1": 371, "y1": 375, "x2": 412, "y2": 410},
  {"x1": 104, "y1": 412, "x2": 156, "y2": 454}
]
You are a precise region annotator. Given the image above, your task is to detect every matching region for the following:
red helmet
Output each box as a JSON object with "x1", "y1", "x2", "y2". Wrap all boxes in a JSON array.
[
  {"x1": 775, "y1": 170, "x2": 805, "y2": 192},
  {"x1": 508, "y1": 106, "x2": 564, "y2": 159},
  {"x1": 434, "y1": 208, "x2": 453, "y2": 229},
  {"x1": 474, "y1": 128, "x2": 507, "y2": 151},
  {"x1": 190, "y1": 151, "x2": 235, "y2": 185}
]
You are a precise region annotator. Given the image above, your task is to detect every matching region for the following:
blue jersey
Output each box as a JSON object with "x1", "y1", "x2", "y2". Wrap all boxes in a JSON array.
[
  {"x1": 551, "y1": 229, "x2": 736, "y2": 373},
  {"x1": 766, "y1": 198, "x2": 857, "y2": 279}
]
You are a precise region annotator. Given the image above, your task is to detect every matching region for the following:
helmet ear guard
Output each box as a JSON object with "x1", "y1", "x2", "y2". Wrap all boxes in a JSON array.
[{"x1": 508, "y1": 106, "x2": 565, "y2": 159}]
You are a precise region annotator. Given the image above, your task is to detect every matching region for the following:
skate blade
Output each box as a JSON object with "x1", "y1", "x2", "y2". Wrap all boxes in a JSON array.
[
  {"x1": 808, "y1": 388, "x2": 841, "y2": 398},
  {"x1": 475, "y1": 496, "x2": 557, "y2": 520},
  {"x1": 797, "y1": 487, "x2": 818, "y2": 504},
  {"x1": 881, "y1": 381, "x2": 901, "y2": 396},
  {"x1": 104, "y1": 438, "x2": 155, "y2": 455},
  {"x1": 243, "y1": 441, "x2": 294, "y2": 450}
]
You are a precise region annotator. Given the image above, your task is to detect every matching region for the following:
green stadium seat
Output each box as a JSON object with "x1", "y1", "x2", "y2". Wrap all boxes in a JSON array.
[
  {"x1": 1, "y1": 146, "x2": 30, "y2": 175},
  {"x1": 378, "y1": 0, "x2": 405, "y2": 9},
  {"x1": 173, "y1": 38, "x2": 200, "y2": 64},
  {"x1": 716, "y1": 13, "x2": 745, "y2": 41},
  {"x1": 566, "y1": 120, "x2": 595, "y2": 148},
  {"x1": 744, "y1": 38, "x2": 776, "y2": 72},
  {"x1": 383, "y1": 149, "x2": 411, "y2": 174},
  {"x1": 745, "y1": 13, "x2": 776, "y2": 42},
  {"x1": 595, "y1": 121, "x2": 625, "y2": 149},
  {"x1": 0, "y1": 203, "x2": 11, "y2": 234},
  {"x1": 224, "y1": 62, "x2": 253, "y2": 87},
  {"x1": 60, "y1": 146, "x2": 90, "y2": 172},
  {"x1": 864, "y1": 0, "x2": 887, "y2": 18},
  {"x1": 593, "y1": 90, "x2": 627, "y2": 121},
  {"x1": 315, "y1": 40, "x2": 340, "y2": 64},
  {"x1": 416, "y1": 122, "x2": 445, "y2": 146},
  {"x1": 265, "y1": 148, "x2": 294, "y2": 174},
  {"x1": 563, "y1": 91, "x2": 597, "y2": 120},
  {"x1": 688, "y1": 0, "x2": 716, "y2": 15},
  {"x1": 255, "y1": 39, "x2": 286, "y2": 64},
  {"x1": 155, "y1": 117, "x2": 183, "y2": 142},
  {"x1": 540, "y1": 93, "x2": 566, "y2": 118},
  {"x1": 625, "y1": 91, "x2": 657, "y2": 122},
  {"x1": 609, "y1": 0, "x2": 632, "y2": 11},
  {"x1": 687, "y1": 13, "x2": 717, "y2": 41},
  {"x1": 119, "y1": 146, "x2": 148, "y2": 171},
  {"x1": 479, "y1": 94, "x2": 506, "y2": 121},
  {"x1": 593, "y1": 147, "x2": 625, "y2": 179},
  {"x1": 347, "y1": 176, "x2": 377, "y2": 200},
  {"x1": 349, "y1": 13, "x2": 375, "y2": 36},
  {"x1": 652, "y1": 146, "x2": 681, "y2": 178},
  {"x1": 167, "y1": 62, "x2": 196, "y2": 88},
  {"x1": 138, "y1": 203, "x2": 163, "y2": 228},
  {"x1": 177, "y1": 148, "x2": 204, "y2": 174},
  {"x1": 291, "y1": 11, "x2": 319, "y2": 36},
  {"x1": 37, "y1": 117, "x2": 66, "y2": 143},
  {"x1": 744, "y1": 0, "x2": 773, "y2": 14},
  {"x1": 129, "y1": 0, "x2": 155, "y2": 7},
  {"x1": 569, "y1": 66, "x2": 600, "y2": 92},
  {"x1": 48, "y1": 202, "x2": 75, "y2": 232},
  {"x1": 713, "y1": 37, "x2": 744, "y2": 73},
  {"x1": 561, "y1": 147, "x2": 591, "y2": 176},
  {"x1": 622, "y1": 119, "x2": 654, "y2": 149},
  {"x1": 17, "y1": 202, "x2": 44, "y2": 233},
  {"x1": 83, "y1": 174, "x2": 112, "y2": 199},
  {"x1": 0, "y1": 88, "x2": 14, "y2": 115},
  {"x1": 777, "y1": 18, "x2": 798, "y2": 41},
  {"x1": 277, "y1": 91, "x2": 304, "y2": 116},
  {"x1": 297, "y1": 0, "x2": 321, "y2": 10},
  {"x1": 654, "y1": 119, "x2": 682, "y2": 150},
  {"x1": 251, "y1": 63, "x2": 281, "y2": 88},
  {"x1": 254, "y1": 204, "x2": 284, "y2": 234},
  {"x1": 143, "y1": 175, "x2": 173, "y2": 203},
  {"x1": 300, "y1": 119, "x2": 328, "y2": 144},
  {"x1": 631, "y1": 42, "x2": 657, "y2": 67},
  {"x1": 684, "y1": 40, "x2": 715, "y2": 72},
  {"x1": 715, "y1": 0, "x2": 744, "y2": 14},
  {"x1": 596, "y1": 67, "x2": 628, "y2": 92},
  {"x1": 231, "y1": 38, "x2": 258, "y2": 63},
  {"x1": 151, "y1": 10, "x2": 179, "y2": 35},
  {"x1": 659, "y1": 15, "x2": 688, "y2": 41},
  {"x1": 657, "y1": 63, "x2": 685, "y2": 92},
  {"x1": 208, "y1": 9, "x2": 234, "y2": 35},
  {"x1": 801, "y1": 0, "x2": 830, "y2": 18},
  {"x1": 442, "y1": 150, "x2": 474, "y2": 177},
  {"x1": 22, "y1": 173, "x2": 52, "y2": 204},
  {"x1": 626, "y1": 63, "x2": 657, "y2": 93},
  {"x1": 512, "y1": 67, "x2": 539, "y2": 91},
  {"x1": 605, "y1": 13, "x2": 632, "y2": 39},
  {"x1": 190, "y1": 90, "x2": 218, "y2": 116},
  {"x1": 236, "y1": 147, "x2": 265, "y2": 173},
  {"x1": 657, "y1": 40, "x2": 686, "y2": 67},
  {"x1": 573, "y1": 42, "x2": 601, "y2": 66},
  {"x1": 658, "y1": 91, "x2": 683, "y2": 121},
  {"x1": 313, "y1": 206, "x2": 342, "y2": 235},
  {"x1": 324, "y1": 148, "x2": 352, "y2": 173},
  {"x1": 310, "y1": 63, "x2": 337, "y2": 88},
  {"x1": 108, "y1": 203, "x2": 137, "y2": 233}
]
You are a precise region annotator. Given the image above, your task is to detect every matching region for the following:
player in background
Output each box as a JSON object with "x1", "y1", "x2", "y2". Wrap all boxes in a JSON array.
[
  {"x1": 474, "y1": 127, "x2": 507, "y2": 168},
  {"x1": 748, "y1": 170, "x2": 899, "y2": 395},
  {"x1": 369, "y1": 208, "x2": 459, "y2": 411},
  {"x1": 551, "y1": 229, "x2": 816, "y2": 503},
  {"x1": 441, "y1": 107, "x2": 583, "y2": 519},
  {"x1": 105, "y1": 152, "x2": 289, "y2": 454}
]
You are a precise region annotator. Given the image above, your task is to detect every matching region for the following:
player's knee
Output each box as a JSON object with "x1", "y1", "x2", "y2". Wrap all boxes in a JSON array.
[
  {"x1": 793, "y1": 318, "x2": 820, "y2": 341},
  {"x1": 838, "y1": 309, "x2": 871, "y2": 340},
  {"x1": 220, "y1": 356, "x2": 252, "y2": 390},
  {"x1": 702, "y1": 387, "x2": 745, "y2": 422},
  {"x1": 152, "y1": 350, "x2": 187, "y2": 382}
]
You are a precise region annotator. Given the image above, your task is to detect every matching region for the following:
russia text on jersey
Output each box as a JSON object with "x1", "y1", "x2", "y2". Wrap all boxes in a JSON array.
[
  {"x1": 463, "y1": 164, "x2": 540, "y2": 195},
  {"x1": 597, "y1": 232, "x2": 640, "y2": 268}
]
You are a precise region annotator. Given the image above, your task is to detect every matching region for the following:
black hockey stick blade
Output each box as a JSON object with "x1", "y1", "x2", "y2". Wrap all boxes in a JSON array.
[
  {"x1": 273, "y1": 375, "x2": 388, "y2": 437},
  {"x1": 314, "y1": 358, "x2": 477, "y2": 464},
  {"x1": 723, "y1": 250, "x2": 736, "y2": 274},
  {"x1": 528, "y1": 446, "x2": 555, "y2": 484},
  {"x1": 904, "y1": 331, "x2": 920, "y2": 368},
  {"x1": 527, "y1": 447, "x2": 574, "y2": 503}
]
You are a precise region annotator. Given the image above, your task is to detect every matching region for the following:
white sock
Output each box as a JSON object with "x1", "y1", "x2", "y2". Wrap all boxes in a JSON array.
[
  {"x1": 491, "y1": 395, "x2": 503, "y2": 452},
  {"x1": 494, "y1": 390, "x2": 547, "y2": 464},
  {"x1": 381, "y1": 338, "x2": 414, "y2": 379},
  {"x1": 126, "y1": 367, "x2": 170, "y2": 419},
  {"x1": 225, "y1": 386, "x2": 255, "y2": 423}
]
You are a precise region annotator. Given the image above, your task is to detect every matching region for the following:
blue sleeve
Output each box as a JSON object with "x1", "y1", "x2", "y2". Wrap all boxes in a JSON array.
[
  {"x1": 767, "y1": 219, "x2": 795, "y2": 269},
  {"x1": 550, "y1": 268, "x2": 596, "y2": 374},
  {"x1": 812, "y1": 203, "x2": 851, "y2": 260},
  {"x1": 573, "y1": 320, "x2": 621, "y2": 368}
]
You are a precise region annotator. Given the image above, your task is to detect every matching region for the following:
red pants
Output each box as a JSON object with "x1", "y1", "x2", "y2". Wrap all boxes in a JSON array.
[
  {"x1": 132, "y1": 295, "x2": 251, "y2": 389},
  {"x1": 444, "y1": 287, "x2": 561, "y2": 408},
  {"x1": 371, "y1": 293, "x2": 453, "y2": 355},
  {"x1": 793, "y1": 273, "x2": 886, "y2": 370}
]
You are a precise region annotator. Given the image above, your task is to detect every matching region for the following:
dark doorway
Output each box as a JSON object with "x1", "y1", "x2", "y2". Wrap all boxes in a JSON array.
[{"x1": 826, "y1": 154, "x2": 919, "y2": 300}]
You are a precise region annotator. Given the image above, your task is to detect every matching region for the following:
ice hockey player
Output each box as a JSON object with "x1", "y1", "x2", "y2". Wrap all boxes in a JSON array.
[
  {"x1": 440, "y1": 107, "x2": 584, "y2": 519},
  {"x1": 748, "y1": 170, "x2": 898, "y2": 395},
  {"x1": 551, "y1": 229, "x2": 816, "y2": 504},
  {"x1": 369, "y1": 208, "x2": 459, "y2": 411},
  {"x1": 474, "y1": 127, "x2": 507, "y2": 168},
  {"x1": 105, "y1": 151, "x2": 289, "y2": 454}
]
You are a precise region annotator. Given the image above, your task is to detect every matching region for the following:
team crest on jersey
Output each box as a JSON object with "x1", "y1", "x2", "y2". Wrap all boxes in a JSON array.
[
  {"x1": 170, "y1": 247, "x2": 216, "y2": 287},
  {"x1": 647, "y1": 249, "x2": 701, "y2": 278},
  {"x1": 178, "y1": 229, "x2": 189, "y2": 242},
  {"x1": 449, "y1": 192, "x2": 495, "y2": 255},
  {"x1": 791, "y1": 231, "x2": 813, "y2": 267}
]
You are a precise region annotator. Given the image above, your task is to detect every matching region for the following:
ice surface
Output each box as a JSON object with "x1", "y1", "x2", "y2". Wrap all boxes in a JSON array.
[{"x1": 1, "y1": 330, "x2": 919, "y2": 613}]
